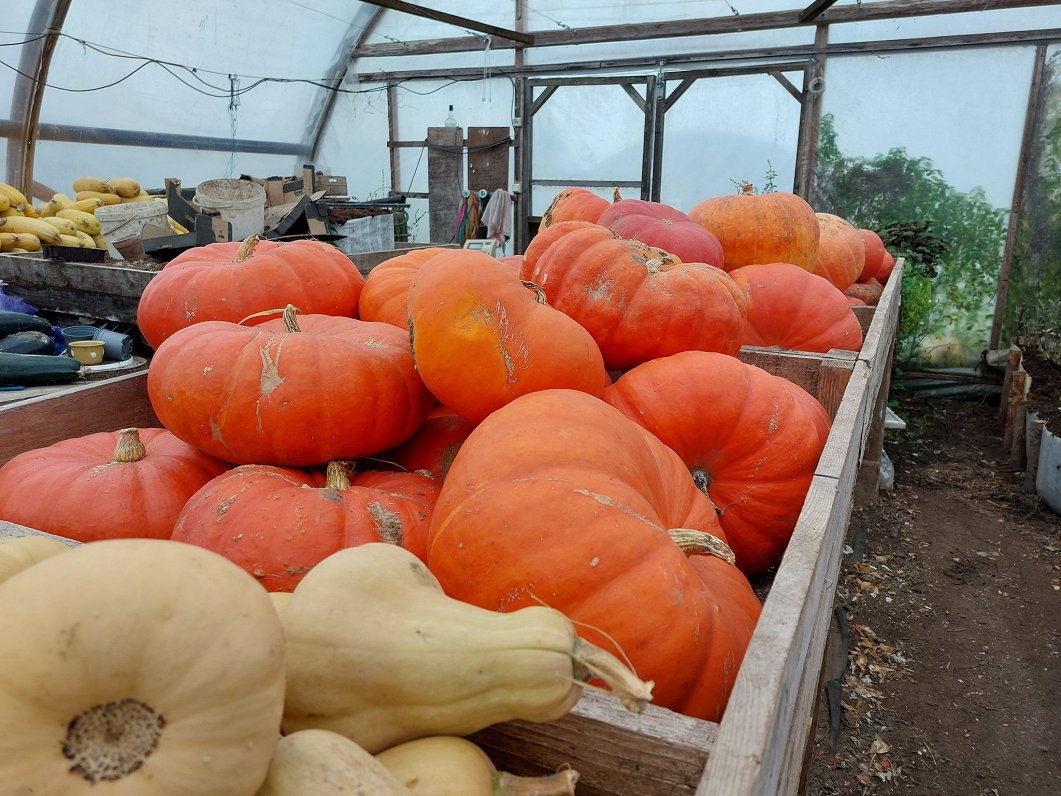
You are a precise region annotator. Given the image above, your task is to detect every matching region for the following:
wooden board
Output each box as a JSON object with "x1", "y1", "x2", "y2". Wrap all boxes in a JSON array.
[
  {"x1": 0, "y1": 252, "x2": 155, "y2": 324},
  {"x1": 467, "y1": 126, "x2": 510, "y2": 194},
  {"x1": 427, "y1": 126, "x2": 463, "y2": 244}
]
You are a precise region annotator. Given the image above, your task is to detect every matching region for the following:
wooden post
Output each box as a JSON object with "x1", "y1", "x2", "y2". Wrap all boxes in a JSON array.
[
  {"x1": 427, "y1": 126, "x2": 463, "y2": 243},
  {"x1": 387, "y1": 82, "x2": 401, "y2": 195},
  {"x1": 1027, "y1": 417, "x2": 1047, "y2": 491},
  {"x1": 793, "y1": 25, "x2": 827, "y2": 198}
]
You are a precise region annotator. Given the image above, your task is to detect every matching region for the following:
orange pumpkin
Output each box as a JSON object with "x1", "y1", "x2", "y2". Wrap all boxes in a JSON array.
[
  {"x1": 844, "y1": 277, "x2": 885, "y2": 306},
  {"x1": 538, "y1": 187, "x2": 612, "y2": 230},
  {"x1": 857, "y1": 228, "x2": 887, "y2": 282},
  {"x1": 427, "y1": 388, "x2": 760, "y2": 721},
  {"x1": 688, "y1": 187, "x2": 819, "y2": 271},
  {"x1": 407, "y1": 249, "x2": 610, "y2": 424},
  {"x1": 147, "y1": 307, "x2": 434, "y2": 467},
  {"x1": 520, "y1": 222, "x2": 748, "y2": 371},
  {"x1": 605, "y1": 351, "x2": 832, "y2": 573},
  {"x1": 358, "y1": 247, "x2": 451, "y2": 329},
  {"x1": 378, "y1": 406, "x2": 477, "y2": 481},
  {"x1": 813, "y1": 213, "x2": 864, "y2": 291},
  {"x1": 172, "y1": 461, "x2": 439, "y2": 591},
  {"x1": 0, "y1": 428, "x2": 229, "y2": 542},
  {"x1": 730, "y1": 263, "x2": 863, "y2": 353},
  {"x1": 137, "y1": 236, "x2": 364, "y2": 349}
]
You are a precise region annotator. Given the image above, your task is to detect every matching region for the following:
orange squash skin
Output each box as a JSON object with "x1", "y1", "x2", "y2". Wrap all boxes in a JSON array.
[
  {"x1": 358, "y1": 247, "x2": 451, "y2": 329},
  {"x1": 813, "y1": 213, "x2": 865, "y2": 291},
  {"x1": 688, "y1": 191, "x2": 820, "y2": 271},
  {"x1": 407, "y1": 249, "x2": 610, "y2": 424},
  {"x1": 427, "y1": 388, "x2": 761, "y2": 721},
  {"x1": 605, "y1": 351, "x2": 832, "y2": 574}
]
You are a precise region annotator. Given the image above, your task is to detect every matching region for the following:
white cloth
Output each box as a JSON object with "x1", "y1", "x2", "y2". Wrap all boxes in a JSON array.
[{"x1": 481, "y1": 189, "x2": 512, "y2": 250}]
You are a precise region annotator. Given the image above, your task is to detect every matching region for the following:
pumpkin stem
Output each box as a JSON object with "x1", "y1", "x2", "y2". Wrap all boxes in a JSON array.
[
  {"x1": 571, "y1": 637, "x2": 653, "y2": 714},
  {"x1": 739, "y1": 180, "x2": 756, "y2": 196},
  {"x1": 668, "y1": 528, "x2": 737, "y2": 566},
  {"x1": 235, "y1": 235, "x2": 260, "y2": 262},
  {"x1": 494, "y1": 768, "x2": 580, "y2": 796},
  {"x1": 112, "y1": 428, "x2": 147, "y2": 463},
  {"x1": 237, "y1": 306, "x2": 299, "y2": 326},
  {"x1": 521, "y1": 280, "x2": 548, "y2": 305},
  {"x1": 612, "y1": 186, "x2": 622, "y2": 203},
  {"x1": 324, "y1": 461, "x2": 352, "y2": 490}
]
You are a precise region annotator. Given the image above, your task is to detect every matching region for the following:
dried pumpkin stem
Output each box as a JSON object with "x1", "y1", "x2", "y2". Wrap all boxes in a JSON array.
[
  {"x1": 571, "y1": 637, "x2": 653, "y2": 714},
  {"x1": 494, "y1": 768, "x2": 580, "y2": 796},
  {"x1": 324, "y1": 461, "x2": 352, "y2": 490},
  {"x1": 668, "y1": 528, "x2": 737, "y2": 566},
  {"x1": 112, "y1": 428, "x2": 147, "y2": 463},
  {"x1": 235, "y1": 235, "x2": 261, "y2": 262},
  {"x1": 521, "y1": 280, "x2": 548, "y2": 305}
]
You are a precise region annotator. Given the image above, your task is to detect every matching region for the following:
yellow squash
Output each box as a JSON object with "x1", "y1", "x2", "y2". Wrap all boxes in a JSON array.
[
  {"x1": 56, "y1": 207, "x2": 102, "y2": 235},
  {"x1": 0, "y1": 535, "x2": 72, "y2": 585},
  {"x1": 281, "y1": 543, "x2": 652, "y2": 753},
  {"x1": 72, "y1": 176, "x2": 110, "y2": 194},
  {"x1": 0, "y1": 216, "x2": 61, "y2": 244}
]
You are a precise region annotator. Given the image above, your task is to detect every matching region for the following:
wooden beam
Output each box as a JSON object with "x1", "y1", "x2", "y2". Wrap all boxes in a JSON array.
[
  {"x1": 794, "y1": 28, "x2": 828, "y2": 198},
  {"x1": 770, "y1": 69, "x2": 803, "y2": 102},
  {"x1": 990, "y1": 43, "x2": 1048, "y2": 350},
  {"x1": 387, "y1": 81, "x2": 401, "y2": 195},
  {"x1": 357, "y1": 28, "x2": 1060, "y2": 83},
  {"x1": 356, "y1": 0, "x2": 534, "y2": 45},
  {"x1": 308, "y1": 6, "x2": 386, "y2": 163},
  {"x1": 352, "y1": 0, "x2": 1058, "y2": 58},
  {"x1": 621, "y1": 82, "x2": 647, "y2": 113},
  {"x1": 799, "y1": 0, "x2": 839, "y2": 24},
  {"x1": 6, "y1": 0, "x2": 71, "y2": 194},
  {"x1": 529, "y1": 85, "x2": 558, "y2": 117}
]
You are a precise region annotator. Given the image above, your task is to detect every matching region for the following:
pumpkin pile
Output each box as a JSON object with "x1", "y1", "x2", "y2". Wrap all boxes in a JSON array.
[{"x1": 0, "y1": 182, "x2": 898, "y2": 793}]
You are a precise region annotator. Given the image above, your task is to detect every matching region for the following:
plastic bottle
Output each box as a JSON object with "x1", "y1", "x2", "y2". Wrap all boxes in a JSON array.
[{"x1": 444, "y1": 105, "x2": 457, "y2": 127}]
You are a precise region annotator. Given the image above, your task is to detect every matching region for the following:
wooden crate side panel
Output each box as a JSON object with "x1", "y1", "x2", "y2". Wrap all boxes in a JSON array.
[
  {"x1": 737, "y1": 348, "x2": 857, "y2": 420},
  {"x1": 0, "y1": 372, "x2": 157, "y2": 466},
  {"x1": 851, "y1": 305, "x2": 875, "y2": 335},
  {"x1": 698, "y1": 360, "x2": 876, "y2": 796},
  {"x1": 472, "y1": 690, "x2": 718, "y2": 795}
]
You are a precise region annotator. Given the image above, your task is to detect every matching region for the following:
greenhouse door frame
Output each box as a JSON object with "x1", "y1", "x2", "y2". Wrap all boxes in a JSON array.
[{"x1": 516, "y1": 59, "x2": 815, "y2": 252}]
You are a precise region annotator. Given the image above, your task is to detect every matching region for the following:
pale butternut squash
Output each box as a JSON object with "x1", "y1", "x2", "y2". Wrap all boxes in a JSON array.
[
  {"x1": 0, "y1": 533, "x2": 72, "y2": 584},
  {"x1": 377, "y1": 736, "x2": 579, "y2": 796},
  {"x1": 256, "y1": 729, "x2": 408, "y2": 795},
  {"x1": 281, "y1": 543, "x2": 653, "y2": 753},
  {"x1": 0, "y1": 538, "x2": 286, "y2": 795}
]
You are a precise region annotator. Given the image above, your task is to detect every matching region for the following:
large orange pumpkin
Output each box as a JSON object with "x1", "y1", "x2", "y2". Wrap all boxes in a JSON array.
[
  {"x1": 137, "y1": 236, "x2": 364, "y2": 349},
  {"x1": 172, "y1": 461, "x2": 439, "y2": 591},
  {"x1": 0, "y1": 428, "x2": 229, "y2": 542},
  {"x1": 427, "y1": 388, "x2": 761, "y2": 721},
  {"x1": 407, "y1": 249, "x2": 610, "y2": 424},
  {"x1": 520, "y1": 222, "x2": 747, "y2": 371},
  {"x1": 604, "y1": 352, "x2": 831, "y2": 574},
  {"x1": 857, "y1": 228, "x2": 887, "y2": 282},
  {"x1": 597, "y1": 199, "x2": 724, "y2": 267},
  {"x1": 729, "y1": 262, "x2": 863, "y2": 353},
  {"x1": 147, "y1": 307, "x2": 434, "y2": 466},
  {"x1": 813, "y1": 213, "x2": 864, "y2": 291},
  {"x1": 358, "y1": 247, "x2": 451, "y2": 329},
  {"x1": 378, "y1": 406, "x2": 477, "y2": 481},
  {"x1": 688, "y1": 188, "x2": 819, "y2": 271},
  {"x1": 538, "y1": 187, "x2": 612, "y2": 230}
]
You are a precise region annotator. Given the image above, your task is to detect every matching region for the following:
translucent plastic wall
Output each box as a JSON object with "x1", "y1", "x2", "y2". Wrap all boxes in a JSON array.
[
  {"x1": 815, "y1": 46, "x2": 1035, "y2": 366},
  {"x1": 1005, "y1": 45, "x2": 1061, "y2": 358}
]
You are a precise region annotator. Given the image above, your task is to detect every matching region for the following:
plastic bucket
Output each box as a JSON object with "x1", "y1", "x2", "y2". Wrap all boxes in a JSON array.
[
  {"x1": 194, "y1": 179, "x2": 266, "y2": 241},
  {"x1": 62, "y1": 325, "x2": 98, "y2": 343},
  {"x1": 95, "y1": 202, "x2": 168, "y2": 260},
  {"x1": 92, "y1": 327, "x2": 133, "y2": 361}
]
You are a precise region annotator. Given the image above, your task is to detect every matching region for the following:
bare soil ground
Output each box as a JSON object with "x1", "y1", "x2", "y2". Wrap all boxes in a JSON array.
[{"x1": 805, "y1": 387, "x2": 1061, "y2": 795}]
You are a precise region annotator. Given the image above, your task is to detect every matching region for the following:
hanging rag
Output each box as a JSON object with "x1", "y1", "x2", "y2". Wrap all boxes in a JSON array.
[{"x1": 481, "y1": 189, "x2": 512, "y2": 251}]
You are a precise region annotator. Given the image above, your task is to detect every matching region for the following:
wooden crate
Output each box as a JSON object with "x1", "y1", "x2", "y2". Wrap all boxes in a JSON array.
[{"x1": 0, "y1": 264, "x2": 902, "y2": 795}]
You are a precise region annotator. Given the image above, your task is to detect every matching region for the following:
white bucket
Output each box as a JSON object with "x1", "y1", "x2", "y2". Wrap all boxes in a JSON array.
[
  {"x1": 194, "y1": 179, "x2": 266, "y2": 241},
  {"x1": 95, "y1": 201, "x2": 169, "y2": 260}
]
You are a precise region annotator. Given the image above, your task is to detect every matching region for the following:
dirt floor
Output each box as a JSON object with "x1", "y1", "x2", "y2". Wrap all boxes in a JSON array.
[{"x1": 805, "y1": 381, "x2": 1061, "y2": 795}]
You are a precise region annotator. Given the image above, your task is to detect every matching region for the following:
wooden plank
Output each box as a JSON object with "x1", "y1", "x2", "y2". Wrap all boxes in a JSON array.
[
  {"x1": 473, "y1": 690, "x2": 718, "y2": 795},
  {"x1": 467, "y1": 127, "x2": 510, "y2": 195},
  {"x1": 352, "y1": 0, "x2": 1055, "y2": 58},
  {"x1": 0, "y1": 371, "x2": 158, "y2": 467},
  {"x1": 355, "y1": 0, "x2": 534, "y2": 45},
  {"x1": 530, "y1": 85, "x2": 558, "y2": 117},
  {"x1": 793, "y1": 28, "x2": 826, "y2": 198},
  {"x1": 347, "y1": 243, "x2": 459, "y2": 276},
  {"x1": 737, "y1": 347, "x2": 857, "y2": 415},
  {"x1": 427, "y1": 126, "x2": 463, "y2": 244},
  {"x1": 851, "y1": 305, "x2": 875, "y2": 335},
  {"x1": 387, "y1": 82, "x2": 401, "y2": 195},
  {"x1": 990, "y1": 44, "x2": 1047, "y2": 349},
  {"x1": 699, "y1": 362, "x2": 874, "y2": 796},
  {"x1": 0, "y1": 520, "x2": 78, "y2": 544}
]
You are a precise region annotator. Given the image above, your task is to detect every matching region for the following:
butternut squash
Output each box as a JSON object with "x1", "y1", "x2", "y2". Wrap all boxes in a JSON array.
[
  {"x1": 0, "y1": 538, "x2": 286, "y2": 795},
  {"x1": 281, "y1": 543, "x2": 653, "y2": 753},
  {"x1": 377, "y1": 736, "x2": 579, "y2": 796},
  {"x1": 256, "y1": 729, "x2": 408, "y2": 795},
  {"x1": 0, "y1": 534, "x2": 72, "y2": 585}
]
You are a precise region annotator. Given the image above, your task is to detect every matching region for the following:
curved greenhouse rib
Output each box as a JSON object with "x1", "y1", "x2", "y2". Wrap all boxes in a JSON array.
[
  {"x1": 6, "y1": 0, "x2": 71, "y2": 196},
  {"x1": 306, "y1": 5, "x2": 386, "y2": 164}
]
